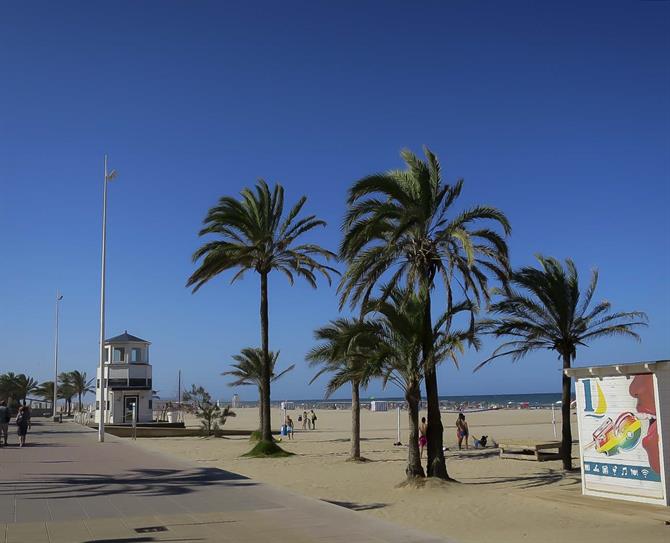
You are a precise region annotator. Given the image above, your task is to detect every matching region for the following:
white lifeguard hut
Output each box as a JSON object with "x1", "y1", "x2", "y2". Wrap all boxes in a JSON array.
[
  {"x1": 95, "y1": 331, "x2": 154, "y2": 424},
  {"x1": 565, "y1": 360, "x2": 669, "y2": 506}
]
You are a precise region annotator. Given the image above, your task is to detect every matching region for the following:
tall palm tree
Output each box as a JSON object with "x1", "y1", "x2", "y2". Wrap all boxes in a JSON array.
[
  {"x1": 223, "y1": 348, "x2": 295, "y2": 431},
  {"x1": 69, "y1": 370, "x2": 95, "y2": 412},
  {"x1": 364, "y1": 288, "x2": 476, "y2": 479},
  {"x1": 13, "y1": 374, "x2": 38, "y2": 403},
  {"x1": 339, "y1": 147, "x2": 511, "y2": 478},
  {"x1": 187, "y1": 180, "x2": 337, "y2": 451},
  {"x1": 307, "y1": 318, "x2": 380, "y2": 461},
  {"x1": 476, "y1": 256, "x2": 647, "y2": 470}
]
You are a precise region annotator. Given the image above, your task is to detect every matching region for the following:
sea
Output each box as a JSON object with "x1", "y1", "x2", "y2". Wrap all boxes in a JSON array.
[{"x1": 252, "y1": 392, "x2": 564, "y2": 411}]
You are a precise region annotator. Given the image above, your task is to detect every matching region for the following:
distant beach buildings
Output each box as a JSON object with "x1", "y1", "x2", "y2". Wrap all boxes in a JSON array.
[{"x1": 95, "y1": 331, "x2": 153, "y2": 424}]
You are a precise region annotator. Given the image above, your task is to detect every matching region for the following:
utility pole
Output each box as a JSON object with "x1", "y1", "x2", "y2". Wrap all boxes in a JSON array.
[{"x1": 98, "y1": 155, "x2": 117, "y2": 443}]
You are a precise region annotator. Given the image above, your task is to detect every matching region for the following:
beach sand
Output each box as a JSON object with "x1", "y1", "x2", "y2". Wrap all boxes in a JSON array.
[{"x1": 131, "y1": 407, "x2": 668, "y2": 543}]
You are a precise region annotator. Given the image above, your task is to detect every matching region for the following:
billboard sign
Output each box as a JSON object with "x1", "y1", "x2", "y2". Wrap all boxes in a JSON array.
[{"x1": 576, "y1": 374, "x2": 663, "y2": 502}]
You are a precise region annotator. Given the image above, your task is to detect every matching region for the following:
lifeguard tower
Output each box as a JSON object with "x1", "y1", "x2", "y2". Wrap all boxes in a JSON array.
[{"x1": 95, "y1": 331, "x2": 153, "y2": 424}]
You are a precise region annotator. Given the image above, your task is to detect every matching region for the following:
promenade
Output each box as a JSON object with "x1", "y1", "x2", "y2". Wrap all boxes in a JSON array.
[{"x1": 0, "y1": 420, "x2": 448, "y2": 543}]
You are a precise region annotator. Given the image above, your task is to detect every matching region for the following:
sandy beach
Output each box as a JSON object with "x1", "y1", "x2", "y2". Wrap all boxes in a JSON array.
[{"x1": 130, "y1": 406, "x2": 668, "y2": 543}]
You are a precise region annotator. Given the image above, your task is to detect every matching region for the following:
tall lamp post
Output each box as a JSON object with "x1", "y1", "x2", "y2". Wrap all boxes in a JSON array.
[
  {"x1": 98, "y1": 155, "x2": 117, "y2": 443},
  {"x1": 53, "y1": 291, "x2": 63, "y2": 421}
]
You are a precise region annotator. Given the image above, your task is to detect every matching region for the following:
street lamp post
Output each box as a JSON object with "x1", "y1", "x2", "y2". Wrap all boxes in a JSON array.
[
  {"x1": 53, "y1": 291, "x2": 63, "y2": 421},
  {"x1": 98, "y1": 155, "x2": 117, "y2": 443}
]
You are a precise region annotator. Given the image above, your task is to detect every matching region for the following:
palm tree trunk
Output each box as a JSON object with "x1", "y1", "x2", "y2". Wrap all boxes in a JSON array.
[
  {"x1": 259, "y1": 272, "x2": 272, "y2": 443},
  {"x1": 422, "y1": 289, "x2": 449, "y2": 479},
  {"x1": 78, "y1": 392, "x2": 82, "y2": 413},
  {"x1": 257, "y1": 385, "x2": 263, "y2": 432},
  {"x1": 406, "y1": 381, "x2": 425, "y2": 479},
  {"x1": 561, "y1": 353, "x2": 573, "y2": 470},
  {"x1": 350, "y1": 381, "x2": 361, "y2": 460}
]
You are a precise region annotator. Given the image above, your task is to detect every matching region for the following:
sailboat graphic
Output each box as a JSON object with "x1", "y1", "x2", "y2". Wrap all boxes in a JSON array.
[
  {"x1": 585, "y1": 380, "x2": 608, "y2": 418},
  {"x1": 594, "y1": 381, "x2": 607, "y2": 415}
]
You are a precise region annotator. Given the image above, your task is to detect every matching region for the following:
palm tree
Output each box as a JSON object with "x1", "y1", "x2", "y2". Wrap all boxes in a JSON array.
[
  {"x1": 58, "y1": 372, "x2": 75, "y2": 415},
  {"x1": 35, "y1": 381, "x2": 56, "y2": 405},
  {"x1": 476, "y1": 256, "x2": 647, "y2": 470},
  {"x1": 0, "y1": 373, "x2": 20, "y2": 406},
  {"x1": 339, "y1": 147, "x2": 511, "y2": 478},
  {"x1": 13, "y1": 374, "x2": 38, "y2": 403},
  {"x1": 365, "y1": 288, "x2": 476, "y2": 479},
  {"x1": 69, "y1": 370, "x2": 95, "y2": 412},
  {"x1": 223, "y1": 348, "x2": 295, "y2": 431},
  {"x1": 188, "y1": 180, "x2": 337, "y2": 452},
  {"x1": 307, "y1": 318, "x2": 380, "y2": 461}
]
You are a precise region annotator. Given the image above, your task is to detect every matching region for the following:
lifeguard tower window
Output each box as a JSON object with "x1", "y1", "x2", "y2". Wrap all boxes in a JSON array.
[
  {"x1": 131, "y1": 348, "x2": 142, "y2": 363},
  {"x1": 113, "y1": 347, "x2": 125, "y2": 362}
]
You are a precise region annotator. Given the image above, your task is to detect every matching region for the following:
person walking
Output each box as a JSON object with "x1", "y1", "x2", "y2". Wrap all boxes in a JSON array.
[
  {"x1": 301, "y1": 411, "x2": 308, "y2": 430},
  {"x1": 310, "y1": 409, "x2": 317, "y2": 430},
  {"x1": 286, "y1": 415, "x2": 294, "y2": 440},
  {"x1": 0, "y1": 400, "x2": 10, "y2": 446},
  {"x1": 419, "y1": 416, "x2": 428, "y2": 458},
  {"x1": 16, "y1": 406, "x2": 29, "y2": 447},
  {"x1": 456, "y1": 412, "x2": 469, "y2": 450},
  {"x1": 23, "y1": 402, "x2": 31, "y2": 430}
]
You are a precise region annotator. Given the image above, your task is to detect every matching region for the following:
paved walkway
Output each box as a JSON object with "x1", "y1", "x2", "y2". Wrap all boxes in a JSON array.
[{"x1": 0, "y1": 420, "x2": 449, "y2": 542}]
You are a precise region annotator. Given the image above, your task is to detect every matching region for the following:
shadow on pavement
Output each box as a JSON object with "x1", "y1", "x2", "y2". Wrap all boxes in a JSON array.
[{"x1": 0, "y1": 467, "x2": 256, "y2": 499}]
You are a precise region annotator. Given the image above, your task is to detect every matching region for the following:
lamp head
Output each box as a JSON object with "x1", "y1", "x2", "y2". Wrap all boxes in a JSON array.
[{"x1": 106, "y1": 169, "x2": 118, "y2": 181}]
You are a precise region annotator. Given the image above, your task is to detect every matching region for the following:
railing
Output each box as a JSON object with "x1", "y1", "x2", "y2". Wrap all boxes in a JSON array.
[
  {"x1": 73, "y1": 411, "x2": 93, "y2": 426},
  {"x1": 153, "y1": 408, "x2": 185, "y2": 423}
]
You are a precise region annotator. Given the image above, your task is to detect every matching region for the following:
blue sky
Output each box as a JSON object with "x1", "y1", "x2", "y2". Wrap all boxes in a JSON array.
[{"x1": 0, "y1": 1, "x2": 668, "y2": 402}]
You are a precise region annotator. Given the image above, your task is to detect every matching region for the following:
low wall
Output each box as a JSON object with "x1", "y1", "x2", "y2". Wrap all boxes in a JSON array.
[{"x1": 85, "y1": 424, "x2": 254, "y2": 438}]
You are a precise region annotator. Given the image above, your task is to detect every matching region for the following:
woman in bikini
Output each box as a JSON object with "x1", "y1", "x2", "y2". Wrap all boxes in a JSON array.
[{"x1": 456, "y1": 412, "x2": 469, "y2": 450}]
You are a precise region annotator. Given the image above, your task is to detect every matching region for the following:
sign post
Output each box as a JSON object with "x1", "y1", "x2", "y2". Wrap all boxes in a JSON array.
[
  {"x1": 132, "y1": 402, "x2": 137, "y2": 441},
  {"x1": 394, "y1": 406, "x2": 402, "y2": 446}
]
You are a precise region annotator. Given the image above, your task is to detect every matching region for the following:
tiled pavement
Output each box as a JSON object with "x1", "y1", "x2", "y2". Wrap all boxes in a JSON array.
[{"x1": 0, "y1": 420, "x2": 450, "y2": 542}]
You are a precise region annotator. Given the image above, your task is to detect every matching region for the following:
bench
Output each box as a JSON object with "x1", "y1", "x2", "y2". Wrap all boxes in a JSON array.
[{"x1": 499, "y1": 440, "x2": 562, "y2": 462}]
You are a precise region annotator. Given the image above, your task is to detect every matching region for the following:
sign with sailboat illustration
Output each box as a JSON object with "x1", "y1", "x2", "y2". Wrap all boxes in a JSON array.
[{"x1": 571, "y1": 368, "x2": 665, "y2": 505}]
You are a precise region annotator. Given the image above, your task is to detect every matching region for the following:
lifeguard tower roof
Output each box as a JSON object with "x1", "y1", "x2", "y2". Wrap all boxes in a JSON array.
[{"x1": 105, "y1": 330, "x2": 150, "y2": 344}]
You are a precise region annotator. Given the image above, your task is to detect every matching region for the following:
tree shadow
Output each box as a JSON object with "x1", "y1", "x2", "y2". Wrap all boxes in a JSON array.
[
  {"x1": 465, "y1": 469, "x2": 581, "y2": 489},
  {"x1": 447, "y1": 449, "x2": 500, "y2": 461},
  {"x1": 322, "y1": 499, "x2": 387, "y2": 511},
  {"x1": 0, "y1": 467, "x2": 256, "y2": 500},
  {"x1": 320, "y1": 437, "x2": 390, "y2": 443}
]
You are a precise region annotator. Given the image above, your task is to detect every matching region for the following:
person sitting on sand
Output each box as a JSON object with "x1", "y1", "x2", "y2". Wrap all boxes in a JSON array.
[
  {"x1": 456, "y1": 412, "x2": 469, "y2": 450},
  {"x1": 419, "y1": 416, "x2": 427, "y2": 458},
  {"x1": 473, "y1": 435, "x2": 488, "y2": 448}
]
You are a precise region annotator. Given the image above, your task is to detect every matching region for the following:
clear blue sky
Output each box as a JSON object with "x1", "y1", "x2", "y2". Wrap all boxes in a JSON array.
[{"x1": 1, "y1": 1, "x2": 668, "y2": 402}]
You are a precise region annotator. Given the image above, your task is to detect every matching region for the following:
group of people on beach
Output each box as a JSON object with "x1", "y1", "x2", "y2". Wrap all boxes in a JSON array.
[
  {"x1": 418, "y1": 412, "x2": 488, "y2": 456},
  {"x1": 282, "y1": 409, "x2": 318, "y2": 440},
  {"x1": 0, "y1": 400, "x2": 31, "y2": 448},
  {"x1": 300, "y1": 410, "x2": 317, "y2": 431}
]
